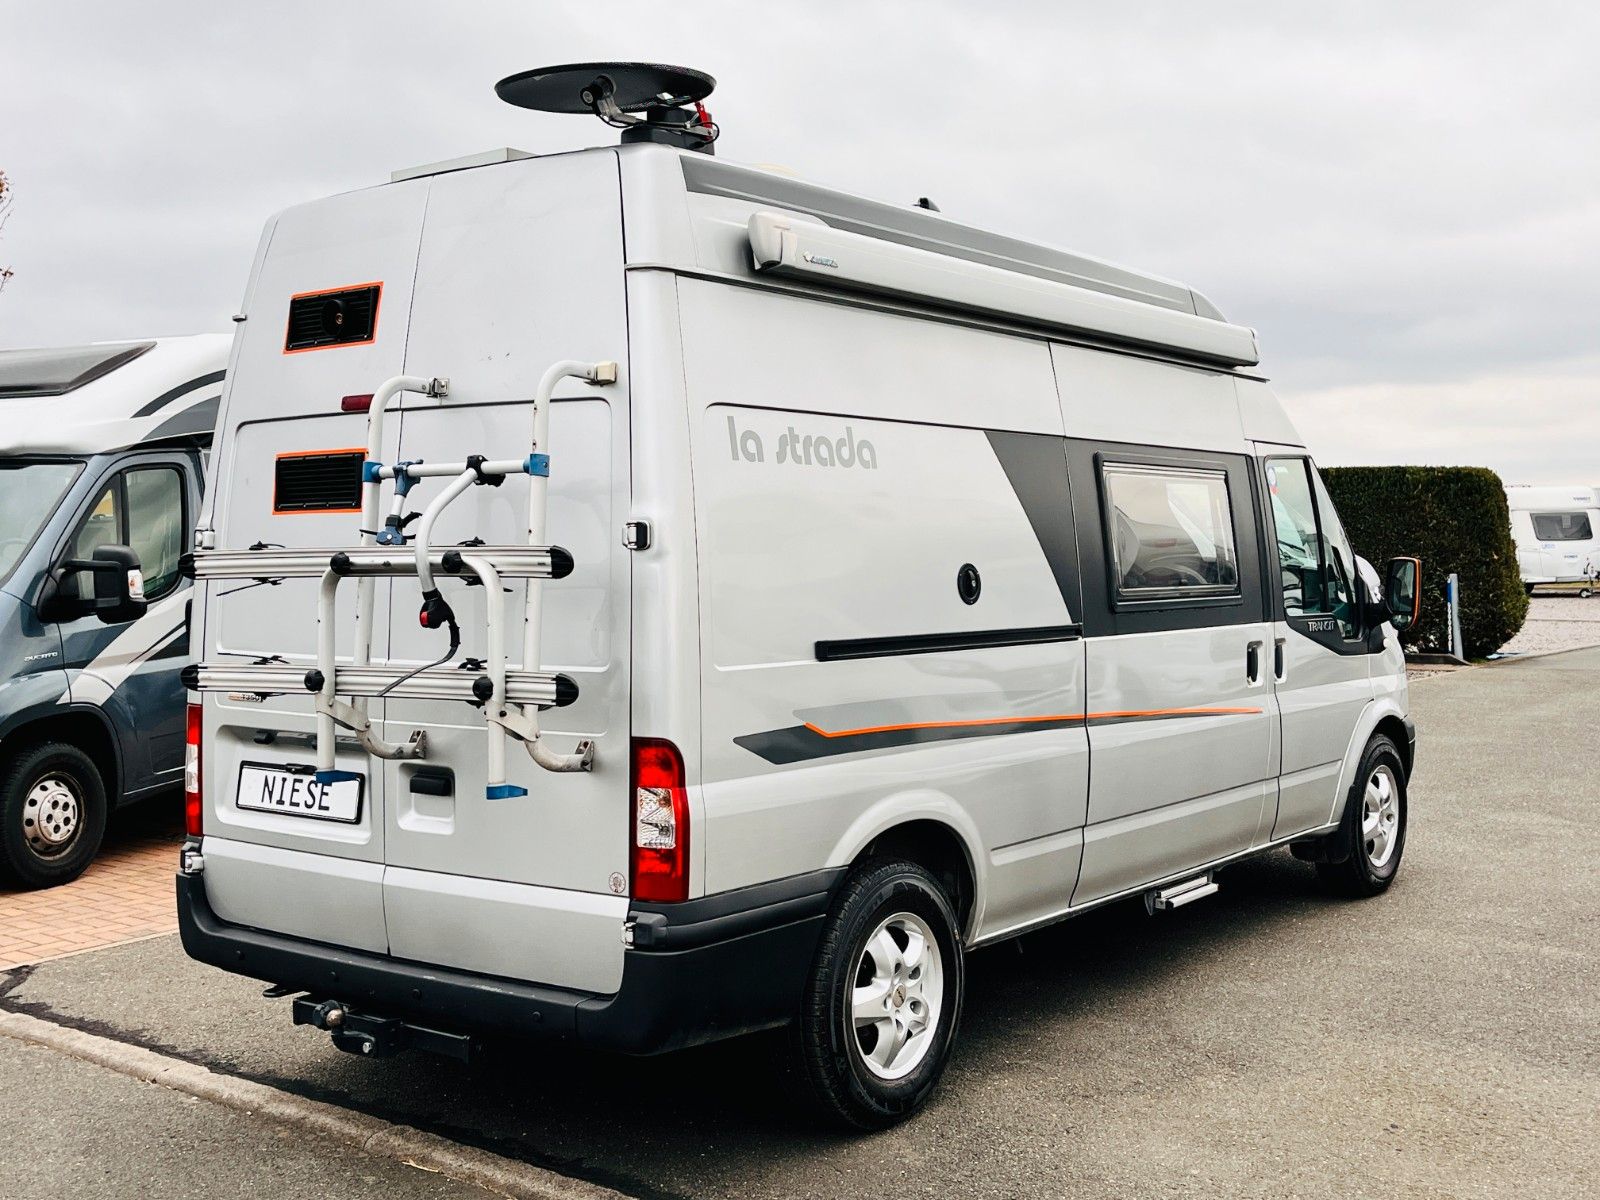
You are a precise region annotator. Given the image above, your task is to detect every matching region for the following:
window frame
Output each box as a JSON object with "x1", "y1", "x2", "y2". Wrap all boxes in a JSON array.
[
  {"x1": 1530, "y1": 511, "x2": 1594, "y2": 542},
  {"x1": 60, "y1": 461, "x2": 189, "y2": 608},
  {"x1": 1095, "y1": 451, "x2": 1246, "y2": 614},
  {"x1": 1264, "y1": 454, "x2": 1365, "y2": 644}
]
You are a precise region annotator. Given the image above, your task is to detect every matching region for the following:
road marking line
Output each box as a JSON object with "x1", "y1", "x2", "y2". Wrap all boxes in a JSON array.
[{"x1": 0, "y1": 1009, "x2": 628, "y2": 1200}]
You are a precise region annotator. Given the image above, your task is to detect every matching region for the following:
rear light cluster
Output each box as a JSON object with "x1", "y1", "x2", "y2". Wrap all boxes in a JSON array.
[
  {"x1": 184, "y1": 702, "x2": 203, "y2": 838},
  {"x1": 630, "y1": 738, "x2": 689, "y2": 902}
]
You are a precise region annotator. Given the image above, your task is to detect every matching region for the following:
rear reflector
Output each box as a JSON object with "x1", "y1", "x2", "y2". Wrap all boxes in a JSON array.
[
  {"x1": 631, "y1": 738, "x2": 689, "y2": 902},
  {"x1": 184, "y1": 702, "x2": 203, "y2": 838},
  {"x1": 340, "y1": 393, "x2": 374, "y2": 413}
]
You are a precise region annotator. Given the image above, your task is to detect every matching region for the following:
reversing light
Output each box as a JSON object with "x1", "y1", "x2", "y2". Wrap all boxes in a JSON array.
[
  {"x1": 631, "y1": 738, "x2": 688, "y2": 902},
  {"x1": 184, "y1": 702, "x2": 203, "y2": 837}
]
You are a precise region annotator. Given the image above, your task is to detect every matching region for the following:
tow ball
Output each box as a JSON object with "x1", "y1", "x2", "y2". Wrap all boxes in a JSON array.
[
  {"x1": 290, "y1": 995, "x2": 478, "y2": 1062},
  {"x1": 293, "y1": 997, "x2": 407, "y2": 1058}
]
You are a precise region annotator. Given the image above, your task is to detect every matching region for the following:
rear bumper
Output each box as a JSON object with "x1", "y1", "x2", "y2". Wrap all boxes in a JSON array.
[{"x1": 177, "y1": 866, "x2": 842, "y2": 1055}]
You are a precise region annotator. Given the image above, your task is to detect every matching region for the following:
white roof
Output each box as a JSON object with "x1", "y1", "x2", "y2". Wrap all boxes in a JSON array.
[
  {"x1": 1505, "y1": 484, "x2": 1600, "y2": 510},
  {"x1": 0, "y1": 334, "x2": 231, "y2": 455}
]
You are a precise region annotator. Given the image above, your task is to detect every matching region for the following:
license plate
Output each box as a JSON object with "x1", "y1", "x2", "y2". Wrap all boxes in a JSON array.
[{"x1": 235, "y1": 762, "x2": 363, "y2": 824}]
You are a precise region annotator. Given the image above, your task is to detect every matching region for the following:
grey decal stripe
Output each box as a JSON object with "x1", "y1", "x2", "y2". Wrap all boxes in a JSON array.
[
  {"x1": 131, "y1": 370, "x2": 226, "y2": 418},
  {"x1": 985, "y1": 430, "x2": 1083, "y2": 616},
  {"x1": 146, "y1": 394, "x2": 221, "y2": 442}
]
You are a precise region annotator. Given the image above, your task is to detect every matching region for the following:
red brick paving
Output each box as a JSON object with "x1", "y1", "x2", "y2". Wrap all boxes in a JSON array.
[{"x1": 0, "y1": 800, "x2": 183, "y2": 969}]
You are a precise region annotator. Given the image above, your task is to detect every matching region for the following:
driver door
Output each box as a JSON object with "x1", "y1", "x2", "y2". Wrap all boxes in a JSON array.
[
  {"x1": 54, "y1": 457, "x2": 193, "y2": 794},
  {"x1": 1258, "y1": 449, "x2": 1375, "y2": 837}
]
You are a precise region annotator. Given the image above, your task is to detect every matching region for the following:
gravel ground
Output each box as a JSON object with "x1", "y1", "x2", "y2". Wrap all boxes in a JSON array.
[{"x1": 1496, "y1": 596, "x2": 1600, "y2": 657}]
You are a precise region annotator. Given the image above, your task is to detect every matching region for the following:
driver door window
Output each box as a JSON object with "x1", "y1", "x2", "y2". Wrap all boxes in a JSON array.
[
  {"x1": 1266, "y1": 457, "x2": 1359, "y2": 639},
  {"x1": 66, "y1": 466, "x2": 185, "y2": 604}
]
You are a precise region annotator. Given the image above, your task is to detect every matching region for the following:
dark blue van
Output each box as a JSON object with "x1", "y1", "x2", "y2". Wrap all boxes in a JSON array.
[{"x1": 0, "y1": 335, "x2": 227, "y2": 887}]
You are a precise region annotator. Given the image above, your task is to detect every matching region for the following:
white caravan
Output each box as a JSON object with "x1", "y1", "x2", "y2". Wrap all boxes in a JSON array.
[
  {"x1": 1504, "y1": 484, "x2": 1600, "y2": 592},
  {"x1": 179, "y1": 65, "x2": 1422, "y2": 1128}
]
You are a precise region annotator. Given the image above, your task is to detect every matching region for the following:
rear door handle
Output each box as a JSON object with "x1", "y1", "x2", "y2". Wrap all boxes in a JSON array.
[
  {"x1": 1246, "y1": 640, "x2": 1264, "y2": 686},
  {"x1": 1274, "y1": 637, "x2": 1287, "y2": 683}
]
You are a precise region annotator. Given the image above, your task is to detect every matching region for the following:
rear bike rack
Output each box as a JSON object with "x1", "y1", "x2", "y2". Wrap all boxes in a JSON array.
[{"x1": 184, "y1": 360, "x2": 616, "y2": 797}]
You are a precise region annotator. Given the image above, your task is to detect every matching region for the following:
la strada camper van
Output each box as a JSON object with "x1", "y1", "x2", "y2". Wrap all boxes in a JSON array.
[{"x1": 177, "y1": 64, "x2": 1422, "y2": 1128}]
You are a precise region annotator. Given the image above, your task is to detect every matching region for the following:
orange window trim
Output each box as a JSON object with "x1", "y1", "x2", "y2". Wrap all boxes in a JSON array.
[{"x1": 282, "y1": 281, "x2": 383, "y2": 355}]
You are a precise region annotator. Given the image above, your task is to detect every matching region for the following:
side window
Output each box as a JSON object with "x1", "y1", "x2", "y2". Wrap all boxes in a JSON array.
[
  {"x1": 1102, "y1": 463, "x2": 1239, "y2": 598},
  {"x1": 1310, "y1": 469, "x2": 1360, "y2": 639},
  {"x1": 1266, "y1": 458, "x2": 1358, "y2": 639},
  {"x1": 65, "y1": 466, "x2": 186, "y2": 605},
  {"x1": 125, "y1": 467, "x2": 184, "y2": 598},
  {"x1": 1531, "y1": 512, "x2": 1592, "y2": 541},
  {"x1": 67, "y1": 483, "x2": 122, "y2": 601}
]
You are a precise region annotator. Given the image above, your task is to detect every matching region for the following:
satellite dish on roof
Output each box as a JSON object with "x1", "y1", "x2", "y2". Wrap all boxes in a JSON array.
[{"x1": 495, "y1": 62, "x2": 719, "y2": 153}]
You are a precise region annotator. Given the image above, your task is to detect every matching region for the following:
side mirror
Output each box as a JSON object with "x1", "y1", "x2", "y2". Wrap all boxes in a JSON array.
[
  {"x1": 1384, "y1": 556, "x2": 1421, "y2": 632},
  {"x1": 60, "y1": 544, "x2": 148, "y2": 624}
]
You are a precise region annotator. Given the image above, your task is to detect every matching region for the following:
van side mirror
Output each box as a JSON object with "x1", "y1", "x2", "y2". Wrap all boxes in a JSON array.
[
  {"x1": 1384, "y1": 557, "x2": 1421, "y2": 632},
  {"x1": 59, "y1": 544, "x2": 149, "y2": 625}
]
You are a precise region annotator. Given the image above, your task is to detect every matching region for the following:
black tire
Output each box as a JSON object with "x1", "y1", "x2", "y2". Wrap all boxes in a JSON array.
[
  {"x1": 1314, "y1": 734, "x2": 1407, "y2": 898},
  {"x1": 0, "y1": 741, "x2": 109, "y2": 889},
  {"x1": 789, "y1": 858, "x2": 965, "y2": 1130}
]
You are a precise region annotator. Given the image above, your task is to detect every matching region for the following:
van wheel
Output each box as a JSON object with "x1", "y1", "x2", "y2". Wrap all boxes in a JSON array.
[
  {"x1": 1314, "y1": 734, "x2": 1407, "y2": 898},
  {"x1": 0, "y1": 742, "x2": 109, "y2": 890},
  {"x1": 790, "y1": 858, "x2": 964, "y2": 1130}
]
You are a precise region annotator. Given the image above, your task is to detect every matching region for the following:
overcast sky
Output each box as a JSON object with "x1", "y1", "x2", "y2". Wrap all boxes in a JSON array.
[{"x1": 3, "y1": 2, "x2": 1596, "y2": 482}]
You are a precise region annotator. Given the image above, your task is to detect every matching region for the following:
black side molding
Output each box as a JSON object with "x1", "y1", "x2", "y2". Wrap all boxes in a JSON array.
[{"x1": 815, "y1": 624, "x2": 1083, "y2": 662}]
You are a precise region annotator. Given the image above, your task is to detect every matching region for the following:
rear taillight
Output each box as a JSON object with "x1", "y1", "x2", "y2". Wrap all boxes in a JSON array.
[
  {"x1": 631, "y1": 738, "x2": 688, "y2": 902},
  {"x1": 184, "y1": 702, "x2": 203, "y2": 837}
]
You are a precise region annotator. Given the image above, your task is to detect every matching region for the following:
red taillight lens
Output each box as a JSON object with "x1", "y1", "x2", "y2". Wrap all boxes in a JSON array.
[
  {"x1": 631, "y1": 737, "x2": 688, "y2": 903},
  {"x1": 340, "y1": 393, "x2": 374, "y2": 413},
  {"x1": 184, "y1": 702, "x2": 203, "y2": 837}
]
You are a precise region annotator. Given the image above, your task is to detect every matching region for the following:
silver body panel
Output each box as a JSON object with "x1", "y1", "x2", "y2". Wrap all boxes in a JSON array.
[{"x1": 194, "y1": 143, "x2": 1410, "y2": 1000}]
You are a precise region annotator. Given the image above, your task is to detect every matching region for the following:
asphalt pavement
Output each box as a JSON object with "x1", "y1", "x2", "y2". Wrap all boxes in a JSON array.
[{"x1": 2, "y1": 650, "x2": 1596, "y2": 1198}]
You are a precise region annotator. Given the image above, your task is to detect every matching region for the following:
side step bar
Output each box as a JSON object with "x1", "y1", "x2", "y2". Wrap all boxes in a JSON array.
[
  {"x1": 184, "y1": 544, "x2": 573, "y2": 581},
  {"x1": 182, "y1": 662, "x2": 577, "y2": 708},
  {"x1": 1144, "y1": 873, "x2": 1218, "y2": 914}
]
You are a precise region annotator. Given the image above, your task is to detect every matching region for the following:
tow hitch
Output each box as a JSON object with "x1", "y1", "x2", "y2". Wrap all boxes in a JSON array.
[{"x1": 291, "y1": 995, "x2": 478, "y2": 1062}]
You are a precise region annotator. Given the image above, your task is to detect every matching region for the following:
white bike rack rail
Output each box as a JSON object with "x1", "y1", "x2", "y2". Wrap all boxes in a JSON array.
[{"x1": 184, "y1": 361, "x2": 616, "y2": 798}]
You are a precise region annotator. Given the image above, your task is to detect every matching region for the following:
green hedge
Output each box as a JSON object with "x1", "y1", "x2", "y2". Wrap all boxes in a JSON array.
[{"x1": 1321, "y1": 466, "x2": 1527, "y2": 658}]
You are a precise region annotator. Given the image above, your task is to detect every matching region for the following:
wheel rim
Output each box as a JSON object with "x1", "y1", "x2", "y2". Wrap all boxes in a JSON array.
[
  {"x1": 23, "y1": 773, "x2": 83, "y2": 858},
  {"x1": 1361, "y1": 764, "x2": 1401, "y2": 869},
  {"x1": 849, "y1": 911, "x2": 944, "y2": 1081}
]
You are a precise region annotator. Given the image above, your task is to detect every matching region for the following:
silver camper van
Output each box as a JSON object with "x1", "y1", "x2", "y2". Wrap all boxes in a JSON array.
[{"x1": 179, "y1": 65, "x2": 1422, "y2": 1128}]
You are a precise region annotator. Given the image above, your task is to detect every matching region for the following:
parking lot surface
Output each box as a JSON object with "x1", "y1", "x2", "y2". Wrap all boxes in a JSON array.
[
  {"x1": 0, "y1": 803, "x2": 181, "y2": 969},
  {"x1": 2, "y1": 651, "x2": 1597, "y2": 1199}
]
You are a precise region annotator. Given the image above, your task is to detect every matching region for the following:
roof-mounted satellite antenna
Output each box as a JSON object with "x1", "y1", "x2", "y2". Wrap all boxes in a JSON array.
[{"x1": 495, "y1": 62, "x2": 719, "y2": 154}]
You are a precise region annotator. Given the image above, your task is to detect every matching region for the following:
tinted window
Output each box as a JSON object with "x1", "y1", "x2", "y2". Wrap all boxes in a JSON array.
[
  {"x1": 126, "y1": 468, "x2": 184, "y2": 597},
  {"x1": 66, "y1": 466, "x2": 186, "y2": 604},
  {"x1": 1267, "y1": 458, "x2": 1359, "y2": 639},
  {"x1": 1103, "y1": 464, "x2": 1239, "y2": 597},
  {"x1": 1532, "y1": 512, "x2": 1592, "y2": 541}
]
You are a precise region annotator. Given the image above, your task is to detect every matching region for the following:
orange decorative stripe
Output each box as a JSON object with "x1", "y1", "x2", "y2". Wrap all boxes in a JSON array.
[{"x1": 804, "y1": 706, "x2": 1262, "y2": 739}]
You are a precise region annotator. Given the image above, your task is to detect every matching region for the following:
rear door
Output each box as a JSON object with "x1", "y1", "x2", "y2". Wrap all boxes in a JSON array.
[
  {"x1": 1257, "y1": 451, "x2": 1373, "y2": 837},
  {"x1": 376, "y1": 153, "x2": 633, "y2": 993}
]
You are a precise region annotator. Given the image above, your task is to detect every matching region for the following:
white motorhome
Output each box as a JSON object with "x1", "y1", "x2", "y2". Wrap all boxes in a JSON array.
[
  {"x1": 1504, "y1": 484, "x2": 1600, "y2": 593},
  {"x1": 178, "y1": 65, "x2": 1422, "y2": 1128}
]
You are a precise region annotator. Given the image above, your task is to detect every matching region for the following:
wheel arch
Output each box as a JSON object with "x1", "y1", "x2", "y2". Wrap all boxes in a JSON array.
[
  {"x1": 827, "y1": 796, "x2": 985, "y2": 938},
  {"x1": 0, "y1": 702, "x2": 123, "y2": 802},
  {"x1": 1327, "y1": 698, "x2": 1411, "y2": 828}
]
